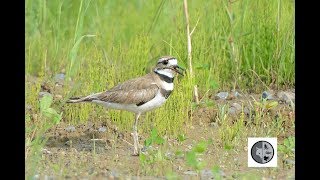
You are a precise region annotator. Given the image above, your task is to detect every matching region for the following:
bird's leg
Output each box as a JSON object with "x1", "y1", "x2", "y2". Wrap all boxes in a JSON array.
[{"x1": 132, "y1": 113, "x2": 141, "y2": 156}]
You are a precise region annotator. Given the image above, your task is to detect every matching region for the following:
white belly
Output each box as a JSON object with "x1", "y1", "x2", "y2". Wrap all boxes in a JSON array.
[
  {"x1": 137, "y1": 92, "x2": 167, "y2": 112},
  {"x1": 92, "y1": 92, "x2": 167, "y2": 114}
]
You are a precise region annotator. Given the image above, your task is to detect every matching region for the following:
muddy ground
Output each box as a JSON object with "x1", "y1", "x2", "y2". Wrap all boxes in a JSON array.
[{"x1": 30, "y1": 88, "x2": 295, "y2": 179}]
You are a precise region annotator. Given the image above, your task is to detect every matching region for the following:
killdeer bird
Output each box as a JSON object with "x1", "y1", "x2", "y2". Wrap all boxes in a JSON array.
[{"x1": 67, "y1": 56, "x2": 184, "y2": 155}]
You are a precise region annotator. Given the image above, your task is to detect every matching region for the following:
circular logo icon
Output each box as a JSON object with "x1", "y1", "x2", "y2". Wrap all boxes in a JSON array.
[{"x1": 251, "y1": 140, "x2": 274, "y2": 164}]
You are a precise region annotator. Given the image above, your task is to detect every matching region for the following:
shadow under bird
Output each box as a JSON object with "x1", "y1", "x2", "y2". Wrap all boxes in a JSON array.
[{"x1": 67, "y1": 56, "x2": 184, "y2": 155}]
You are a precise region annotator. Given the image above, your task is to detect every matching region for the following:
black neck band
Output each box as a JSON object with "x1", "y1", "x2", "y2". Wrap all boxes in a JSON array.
[{"x1": 154, "y1": 70, "x2": 174, "y2": 83}]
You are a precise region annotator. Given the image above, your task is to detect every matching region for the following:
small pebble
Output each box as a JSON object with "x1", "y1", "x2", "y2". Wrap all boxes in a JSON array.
[
  {"x1": 262, "y1": 91, "x2": 273, "y2": 100},
  {"x1": 229, "y1": 107, "x2": 237, "y2": 115},
  {"x1": 44, "y1": 175, "x2": 54, "y2": 180},
  {"x1": 26, "y1": 104, "x2": 32, "y2": 111},
  {"x1": 200, "y1": 169, "x2": 214, "y2": 179},
  {"x1": 54, "y1": 94, "x2": 63, "y2": 99},
  {"x1": 65, "y1": 140, "x2": 72, "y2": 146},
  {"x1": 215, "y1": 92, "x2": 229, "y2": 100},
  {"x1": 233, "y1": 91, "x2": 241, "y2": 98},
  {"x1": 109, "y1": 170, "x2": 120, "y2": 178},
  {"x1": 229, "y1": 90, "x2": 241, "y2": 100},
  {"x1": 231, "y1": 102, "x2": 242, "y2": 111},
  {"x1": 141, "y1": 146, "x2": 149, "y2": 153},
  {"x1": 98, "y1": 126, "x2": 107, "y2": 133},
  {"x1": 218, "y1": 170, "x2": 226, "y2": 177},
  {"x1": 278, "y1": 91, "x2": 295, "y2": 104},
  {"x1": 165, "y1": 151, "x2": 174, "y2": 159},
  {"x1": 33, "y1": 174, "x2": 40, "y2": 180},
  {"x1": 41, "y1": 148, "x2": 51, "y2": 154},
  {"x1": 197, "y1": 158, "x2": 203, "y2": 162},
  {"x1": 284, "y1": 159, "x2": 295, "y2": 165},
  {"x1": 54, "y1": 73, "x2": 65, "y2": 85},
  {"x1": 184, "y1": 170, "x2": 198, "y2": 176},
  {"x1": 244, "y1": 107, "x2": 251, "y2": 117},
  {"x1": 88, "y1": 167, "x2": 95, "y2": 175},
  {"x1": 65, "y1": 125, "x2": 76, "y2": 132},
  {"x1": 39, "y1": 91, "x2": 51, "y2": 98},
  {"x1": 229, "y1": 103, "x2": 242, "y2": 115}
]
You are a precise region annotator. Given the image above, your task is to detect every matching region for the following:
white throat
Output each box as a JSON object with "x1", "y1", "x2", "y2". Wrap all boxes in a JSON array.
[{"x1": 154, "y1": 69, "x2": 174, "y2": 78}]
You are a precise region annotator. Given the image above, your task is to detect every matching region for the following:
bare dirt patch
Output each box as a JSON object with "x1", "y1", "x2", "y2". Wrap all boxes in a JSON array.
[{"x1": 36, "y1": 89, "x2": 295, "y2": 179}]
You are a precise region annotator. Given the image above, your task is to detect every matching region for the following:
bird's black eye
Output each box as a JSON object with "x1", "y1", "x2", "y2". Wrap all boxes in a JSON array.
[{"x1": 163, "y1": 60, "x2": 168, "y2": 65}]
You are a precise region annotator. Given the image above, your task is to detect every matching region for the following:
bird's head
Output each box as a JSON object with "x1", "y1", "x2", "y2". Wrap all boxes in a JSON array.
[{"x1": 154, "y1": 56, "x2": 185, "y2": 77}]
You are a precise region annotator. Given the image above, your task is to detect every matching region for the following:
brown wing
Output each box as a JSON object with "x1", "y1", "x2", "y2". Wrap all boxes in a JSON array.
[{"x1": 95, "y1": 73, "x2": 159, "y2": 105}]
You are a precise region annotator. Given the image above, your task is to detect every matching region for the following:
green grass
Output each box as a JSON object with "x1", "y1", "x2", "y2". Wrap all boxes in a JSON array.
[
  {"x1": 26, "y1": 0, "x2": 294, "y2": 88},
  {"x1": 25, "y1": 0, "x2": 294, "y2": 178}
]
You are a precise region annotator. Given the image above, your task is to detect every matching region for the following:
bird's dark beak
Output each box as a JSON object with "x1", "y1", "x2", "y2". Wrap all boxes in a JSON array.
[{"x1": 173, "y1": 65, "x2": 185, "y2": 76}]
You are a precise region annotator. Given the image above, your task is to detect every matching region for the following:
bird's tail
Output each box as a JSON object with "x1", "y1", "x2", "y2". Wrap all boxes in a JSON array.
[
  {"x1": 66, "y1": 93, "x2": 100, "y2": 103},
  {"x1": 66, "y1": 97, "x2": 87, "y2": 103}
]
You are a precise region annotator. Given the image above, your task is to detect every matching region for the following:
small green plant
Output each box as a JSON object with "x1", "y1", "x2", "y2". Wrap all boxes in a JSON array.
[
  {"x1": 144, "y1": 128, "x2": 165, "y2": 147},
  {"x1": 165, "y1": 171, "x2": 179, "y2": 180},
  {"x1": 209, "y1": 79, "x2": 219, "y2": 90},
  {"x1": 267, "y1": 113, "x2": 286, "y2": 136},
  {"x1": 254, "y1": 98, "x2": 279, "y2": 111},
  {"x1": 185, "y1": 140, "x2": 208, "y2": 171},
  {"x1": 192, "y1": 140, "x2": 208, "y2": 153},
  {"x1": 40, "y1": 94, "x2": 62, "y2": 124},
  {"x1": 216, "y1": 104, "x2": 228, "y2": 125},
  {"x1": 253, "y1": 98, "x2": 279, "y2": 125},
  {"x1": 191, "y1": 98, "x2": 215, "y2": 109},
  {"x1": 140, "y1": 148, "x2": 165, "y2": 165},
  {"x1": 212, "y1": 165, "x2": 222, "y2": 180},
  {"x1": 177, "y1": 133, "x2": 187, "y2": 142},
  {"x1": 218, "y1": 105, "x2": 244, "y2": 150},
  {"x1": 219, "y1": 127, "x2": 238, "y2": 150},
  {"x1": 186, "y1": 151, "x2": 206, "y2": 170},
  {"x1": 278, "y1": 136, "x2": 295, "y2": 158},
  {"x1": 175, "y1": 150, "x2": 184, "y2": 158},
  {"x1": 139, "y1": 146, "x2": 172, "y2": 176},
  {"x1": 26, "y1": 94, "x2": 62, "y2": 178},
  {"x1": 139, "y1": 128, "x2": 170, "y2": 176}
]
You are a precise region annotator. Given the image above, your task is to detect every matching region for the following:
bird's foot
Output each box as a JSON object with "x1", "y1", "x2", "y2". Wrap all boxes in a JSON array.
[
  {"x1": 132, "y1": 144, "x2": 141, "y2": 156},
  {"x1": 132, "y1": 151, "x2": 140, "y2": 156}
]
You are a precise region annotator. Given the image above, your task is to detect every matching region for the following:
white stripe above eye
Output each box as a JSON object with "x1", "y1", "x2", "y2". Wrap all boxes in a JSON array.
[{"x1": 168, "y1": 59, "x2": 177, "y2": 66}]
